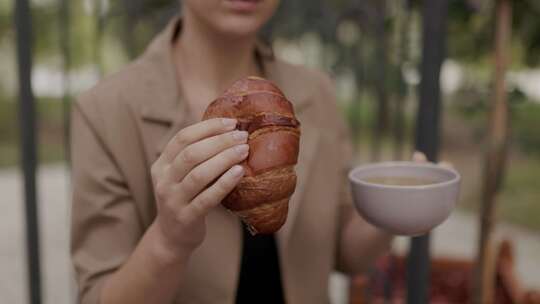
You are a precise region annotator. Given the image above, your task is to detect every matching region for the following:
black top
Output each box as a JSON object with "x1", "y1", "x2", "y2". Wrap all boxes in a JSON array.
[{"x1": 235, "y1": 224, "x2": 285, "y2": 304}]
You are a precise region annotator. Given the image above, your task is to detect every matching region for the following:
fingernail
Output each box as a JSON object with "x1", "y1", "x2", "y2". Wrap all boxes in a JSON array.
[
  {"x1": 232, "y1": 131, "x2": 249, "y2": 142},
  {"x1": 230, "y1": 165, "x2": 244, "y2": 177},
  {"x1": 412, "y1": 151, "x2": 427, "y2": 162},
  {"x1": 235, "y1": 144, "x2": 249, "y2": 156},
  {"x1": 222, "y1": 118, "x2": 237, "y2": 128}
]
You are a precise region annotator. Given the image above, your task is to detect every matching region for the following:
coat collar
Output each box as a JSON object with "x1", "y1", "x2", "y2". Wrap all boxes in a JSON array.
[
  {"x1": 136, "y1": 16, "x2": 312, "y2": 129},
  {"x1": 136, "y1": 16, "x2": 185, "y2": 127}
]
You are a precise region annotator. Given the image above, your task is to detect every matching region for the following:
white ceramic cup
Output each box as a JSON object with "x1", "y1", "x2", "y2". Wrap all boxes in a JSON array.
[{"x1": 348, "y1": 161, "x2": 461, "y2": 236}]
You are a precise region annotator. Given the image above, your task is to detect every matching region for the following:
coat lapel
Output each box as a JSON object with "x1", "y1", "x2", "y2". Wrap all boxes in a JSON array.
[
  {"x1": 131, "y1": 19, "x2": 242, "y2": 301},
  {"x1": 125, "y1": 16, "x2": 187, "y2": 160}
]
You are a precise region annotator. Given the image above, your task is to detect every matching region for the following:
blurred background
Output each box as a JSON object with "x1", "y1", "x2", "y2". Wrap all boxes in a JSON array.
[{"x1": 1, "y1": 0, "x2": 540, "y2": 303}]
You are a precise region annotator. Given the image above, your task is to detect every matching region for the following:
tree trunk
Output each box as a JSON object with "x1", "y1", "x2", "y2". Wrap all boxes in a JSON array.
[
  {"x1": 407, "y1": 1, "x2": 449, "y2": 303},
  {"x1": 370, "y1": 0, "x2": 389, "y2": 162},
  {"x1": 14, "y1": 0, "x2": 42, "y2": 303},
  {"x1": 474, "y1": 0, "x2": 512, "y2": 303}
]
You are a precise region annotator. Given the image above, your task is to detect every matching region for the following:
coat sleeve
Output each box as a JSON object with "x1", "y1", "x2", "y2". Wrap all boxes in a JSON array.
[
  {"x1": 70, "y1": 94, "x2": 144, "y2": 304},
  {"x1": 335, "y1": 133, "x2": 356, "y2": 273},
  {"x1": 314, "y1": 73, "x2": 357, "y2": 272}
]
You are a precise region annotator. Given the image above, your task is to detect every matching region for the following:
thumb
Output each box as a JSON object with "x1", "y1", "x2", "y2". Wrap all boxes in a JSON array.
[{"x1": 412, "y1": 151, "x2": 428, "y2": 163}]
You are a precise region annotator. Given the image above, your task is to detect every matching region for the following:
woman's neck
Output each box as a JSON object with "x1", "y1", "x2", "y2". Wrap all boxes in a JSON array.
[{"x1": 173, "y1": 14, "x2": 261, "y2": 117}]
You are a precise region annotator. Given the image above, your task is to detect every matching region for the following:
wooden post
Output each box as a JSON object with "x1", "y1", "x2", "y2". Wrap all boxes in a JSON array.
[
  {"x1": 474, "y1": 0, "x2": 512, "y2": 303},
  {"x1": 14, "y1": 0, "x2": 42, "y2": 303}
]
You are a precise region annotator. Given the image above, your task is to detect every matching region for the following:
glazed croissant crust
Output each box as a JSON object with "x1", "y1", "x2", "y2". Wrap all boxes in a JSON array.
[{"x1": 203, "y1": 76, "x2": 301, "y2": 234}]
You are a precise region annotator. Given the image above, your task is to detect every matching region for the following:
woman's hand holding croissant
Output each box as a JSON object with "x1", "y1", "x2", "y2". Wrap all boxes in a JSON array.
[{"x1": 148, "y1": 118, "x2": 249, "y2": 263}]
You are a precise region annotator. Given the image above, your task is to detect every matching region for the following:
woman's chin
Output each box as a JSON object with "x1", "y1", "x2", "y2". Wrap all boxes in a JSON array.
[{"x1": 214, "y1": 16, "x2": 266, "y2": 38}]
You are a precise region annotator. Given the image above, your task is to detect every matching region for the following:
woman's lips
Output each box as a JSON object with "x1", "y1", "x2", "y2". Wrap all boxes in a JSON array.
[{"x1": 224, "y1": 0, "x2": 262, "y2": 13}]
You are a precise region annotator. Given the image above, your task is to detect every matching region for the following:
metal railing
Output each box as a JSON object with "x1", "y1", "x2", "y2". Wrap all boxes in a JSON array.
[{"x1": 14, "y1": 0, "x2": 41, "y2": 303}]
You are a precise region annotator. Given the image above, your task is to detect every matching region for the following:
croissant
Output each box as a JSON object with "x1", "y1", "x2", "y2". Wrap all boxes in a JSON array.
[{"x1": 203, "y1": 76, "x2": 301, "y2": 234}]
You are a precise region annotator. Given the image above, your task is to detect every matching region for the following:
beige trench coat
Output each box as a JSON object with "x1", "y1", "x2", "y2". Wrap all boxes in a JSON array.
[{"x1": 71, "y1": 17, "x2": 357, "y2": 304}]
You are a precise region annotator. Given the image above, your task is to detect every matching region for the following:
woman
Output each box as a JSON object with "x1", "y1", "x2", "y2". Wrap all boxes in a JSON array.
[{"x1": 71, "y1": 1, "x2": 393, "y2": 303}]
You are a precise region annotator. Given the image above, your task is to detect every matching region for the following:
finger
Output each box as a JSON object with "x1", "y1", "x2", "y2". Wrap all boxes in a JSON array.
[
  {"x1": 181, "y1": 144, "x2": 249, "y2": 200},
  {"x1": 161, "y1": 118, "x2": 237, "y2": 164},
  {"x1": 165, "y1": 130, "x2": 248, "y2": 183},
  {"x1": 182, "y1": 165, "x2": 244, "y2": 222},
  {"x1": 438, "y1": 161, "x2": 454, "y2": 169},
  {"x1": 412, "y1": 151, "x2": 428, "y2": 163}
]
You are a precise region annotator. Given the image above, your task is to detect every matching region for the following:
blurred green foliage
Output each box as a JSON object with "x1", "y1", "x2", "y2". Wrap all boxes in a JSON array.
[
  {"x1": 460, "y1": 153, "x2": 540, "y2": 231},
  {"x1": 0, "y1": 95, "x2": 65, "y2": 168},
  {"x1": 498, "y1": 156, "x2": 540, "y2": 230},
  {"x1": 512, "y1": 102, "x2": 540, "y2": 156},
  {"x1": 446, "y1": 0, "x2": 540, "y2": 67},
  {"x1": 451, "y1": 86, "x2": 540, "y2": 156},
  {"x1": 1, "y1": 0, "x2": 538, "y2": 161}
]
